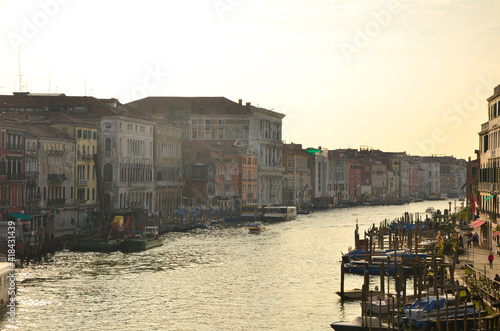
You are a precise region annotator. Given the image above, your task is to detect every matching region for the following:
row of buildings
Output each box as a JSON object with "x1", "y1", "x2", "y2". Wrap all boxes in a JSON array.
[{"x1": 0, "y1": 92, "x2": 467, "y2": 236}]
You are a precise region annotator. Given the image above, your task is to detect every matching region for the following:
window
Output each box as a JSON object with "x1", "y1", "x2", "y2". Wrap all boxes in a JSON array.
[
  {"x1": 104, "y1": 122, "x2": 112, "y2": 129},
  {"x1": 219, "y1": 120, "x2": 224, "y2": 125},
  {"x1": 205, "y1": 119, "x2": 210, "y2": 125},
  {"x1": 77, "y1": 129, "x2": 82, "y2": 138},
  {"x1": 104, "y1": 163, "x2": 113, "y2": 182},
  {"x1": 93, "y1": 131, "x2": 97, "y2": 140},
  {"x1": 105, "y1": 137, "x2": 112, "y2": 152},
  {"x1": 204, "y1": 128, "x2": 211, "y2": 139},
  {"x1": 192, "y1": 119, "x2": 198, "y2": 125},
  {"x1": 218, "y1": 128, "x2": 224, "y2": 139},
  {"x1": 192, "y1": 128, "x2": 198, "y2": 139}
]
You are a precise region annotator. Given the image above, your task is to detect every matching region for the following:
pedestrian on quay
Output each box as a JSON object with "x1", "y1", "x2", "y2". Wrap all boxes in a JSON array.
[{"x1": 489, "y1": 250, "x2": 495, "y2": 268}]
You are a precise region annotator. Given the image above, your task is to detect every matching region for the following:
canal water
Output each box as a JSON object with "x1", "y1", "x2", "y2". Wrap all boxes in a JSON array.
[{"x1": 2, "y1": 200, "x2": 455, "y2": 330}]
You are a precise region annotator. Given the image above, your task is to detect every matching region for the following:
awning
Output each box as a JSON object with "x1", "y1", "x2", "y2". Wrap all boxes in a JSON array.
[
  {"x1": 470, "y1": 219, "x2": 486, "y2": 229},
  {"x1": 8, "y1": 213, "x2": 33, "y2": 220},
  {"x1": 494, "y1": 231, "x2": 500, "y2": 237}
]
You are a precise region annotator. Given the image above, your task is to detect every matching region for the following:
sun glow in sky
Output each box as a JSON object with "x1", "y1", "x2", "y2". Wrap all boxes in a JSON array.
[{"x1": 1, "y1": 0, "x2": 500, "y2": 159}]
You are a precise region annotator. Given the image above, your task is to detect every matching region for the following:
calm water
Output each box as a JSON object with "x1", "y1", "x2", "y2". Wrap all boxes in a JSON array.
[{"x1": 1, "y1": 200, "x2": 456, "y2": 330}]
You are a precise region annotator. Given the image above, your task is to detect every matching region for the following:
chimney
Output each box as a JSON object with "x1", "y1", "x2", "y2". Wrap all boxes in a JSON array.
[
  {"x1": 238, "y1": 99, "x2": 242, "y2": 105},
  {"x1": 246, "y1": 102, "x2": 251, "y2": 109}
]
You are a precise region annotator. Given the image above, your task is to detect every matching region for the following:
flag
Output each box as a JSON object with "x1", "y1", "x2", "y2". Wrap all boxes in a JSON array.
[{"x1": 473, "y1": 197, "x2": 479, "y2": 220}]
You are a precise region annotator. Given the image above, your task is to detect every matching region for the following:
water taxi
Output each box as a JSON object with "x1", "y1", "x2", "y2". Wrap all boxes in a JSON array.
[
  {"x1": 248, "y1": 223, "x2": 266, "y2": 233},
  {"x1": 262, "y1": 206, "x2": 297, "y2": 222}
]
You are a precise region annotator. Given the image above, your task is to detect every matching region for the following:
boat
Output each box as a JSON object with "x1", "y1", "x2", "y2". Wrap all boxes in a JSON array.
[
  {"x1": 240, "y1": 204, "x2": 267, "y2": 221},
  {"x1": 330, "y1": 316, "x2": 389, "y2": 330},
  {"x1": 361, "y1": 293, "x2": 397, "y2": 315},
  {"x1": 402, "y1": 295, "x2": 479, "y2": 329},
  {"x1": 297, "y1": 209, "x2": 311, "y2": 215},
  {"x1": 248, "y1": 223, "x2": 266, "y2": 233},
  {"x1": 69, "y1": 238, "x2": 123, "y2": 252},
  {"x1": 119, "y1": 226, "x2": 163, "y2": 252},
  {"x1": 262, "y1": 206, "x2": 297, "y2": 222},
  {"x1": 425, "y1": 207, "x2": 435, "y2": 213},
  {"x1": 342, "y1": 248, "x2": 391, "y2": 261},
  {"x1": 0, "y1": 263, "x2": 14, "y2": 307},
  {"x1": 343, "y1": 259, "x2": 412, "y2": 276},
  {"x1": 335, "y1": 288, "x2": 381, "y2": 299}
]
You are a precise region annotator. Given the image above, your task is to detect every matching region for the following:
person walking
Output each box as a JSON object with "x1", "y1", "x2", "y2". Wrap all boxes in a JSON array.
[{"x1": 489, "y1": 251, "x2": 495, "y2": 268}]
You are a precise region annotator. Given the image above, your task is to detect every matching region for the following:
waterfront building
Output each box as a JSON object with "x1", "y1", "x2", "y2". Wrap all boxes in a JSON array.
[
  {"x1": 478, "y1": 83, "x2": 500, "y2": 233},
  {"x1": 0, "y1": 119, "x2": 26, "y2": 223},
  {"x1": 327, "y1": 150, "x2": 349, "y2": 205},
  {"x1": 126, "y1": 97, "x2": 285, "y2": 205},
  {"x1": 283, "y1": 143, "x2": 312, "y2": 208},
  {"x1": 240, "y1": 149, "x2": 258, "y2": 205},
  {"x1": 152, "y1": 122, "x2": 183, "y2": 219},
  {"x1": 99, "y1": 109, "x2": 155, "y2": 212},
  {"x1": 23, "y1": 122, "x2": 76, "y2": 233},
  {"x1": 370, "y1": 162, "x2": 387, "y2": 202},
  {"x1": 304, "y1": 147, "x2": 329, "y2": 207},
  {"x1": 466, "y1": 151, "x2": 479, "y2": 206},
  {"x1": 49, "y1": 114, "x2": 98, "y2": 230},
  {"x1": 420, "y1": 157, "x2": 441, "y2": 199},
  {"x1": 408, "y1": 157, "x2": 422, "y2": 199},
  {"x1": 348, "y1": 159, "x2": 362, "y2": 203}
]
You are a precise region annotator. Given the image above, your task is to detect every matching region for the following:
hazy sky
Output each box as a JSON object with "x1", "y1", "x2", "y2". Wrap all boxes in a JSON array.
[{"x1": 1, "y1": 0, "x2": 499, "y2": 159}]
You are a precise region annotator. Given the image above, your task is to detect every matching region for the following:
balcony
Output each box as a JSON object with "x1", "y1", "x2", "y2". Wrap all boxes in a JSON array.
[
  {"x1": 7, "y1": 143, "x2": 22, "y2": 151},
  {"x1": 47, "y1": 198, "x2": 66, "y2": 207},
  {"x1": 478, "y1": 182, "x2": 500, "y2": 193},
  {"x1": 25, "y1": 171, "x2": 39, "y2": 179},
  {"x1": 78, "y1": 154, "x2": 93, "y2": 161},
  {"x1": 78, "y1": 179, "x2": 88, "y2": 186},
  {"x1": 48, "y1": 150, "x2": 64, "y2": 156},
  {"x1": 48, "y1": 174, "x2": 67, "y2": 182},
  {"x1": 7, "y1": 173, "x2": 25, "y2": 180}
]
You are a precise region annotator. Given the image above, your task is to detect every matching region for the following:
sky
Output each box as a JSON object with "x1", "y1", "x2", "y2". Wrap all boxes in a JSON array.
[{"x1": 1, "y1": 0, "x2": 500, "y2": 160}]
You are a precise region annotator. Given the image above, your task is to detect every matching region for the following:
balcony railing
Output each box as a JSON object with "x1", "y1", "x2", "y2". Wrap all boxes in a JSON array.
[
  {"x1": 7, "y1": 173, "x2": 25, "y2": 180},
  {"x1": 48, "y1": 174, "x2": 67, "y2": 182},
  {"x1": 78, "y1": 179, "x2": 88, "y2": 186},
  {"x1": 478, "y1": 182, "x2": 500, "y2": 192},
  {"x1": 47, "y1": 198, "x2": 66, "y2": 207},
  {"x1": 48, "y1": 150, "x2": 64, "y2": 156},
  {"x1": 7, "y1": 143, "x2": 22, "y2": 151},
  {"x1": 25, "y1": 171, "x2": 39, "y2": 179}
]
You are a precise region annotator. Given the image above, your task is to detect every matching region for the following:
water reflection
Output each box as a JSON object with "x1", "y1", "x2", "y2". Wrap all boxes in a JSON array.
[{"x1": 2, "y1": 200, "x2": 454, "y2": 330}]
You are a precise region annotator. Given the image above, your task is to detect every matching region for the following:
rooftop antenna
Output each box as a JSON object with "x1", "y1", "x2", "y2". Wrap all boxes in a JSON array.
[
  {"x1": 18, "y1": 47, "x2": 24, "y2": 92},
  {"x1": 48, "y1": 62, "x2": 51, "y2": 93}
]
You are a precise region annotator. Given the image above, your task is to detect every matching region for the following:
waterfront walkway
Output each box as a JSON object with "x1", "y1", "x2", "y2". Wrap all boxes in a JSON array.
[{"x1": 454, "y1": 245, "x2": 500, "y2": 281}]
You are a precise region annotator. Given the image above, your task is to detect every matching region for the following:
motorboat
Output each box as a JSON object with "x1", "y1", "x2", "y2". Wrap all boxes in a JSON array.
[
  {"x1": 361, "y1": 294, "x2": 397, "y2": 315},
  {"x1": 330, "y1": 316, "x2": 389, "y2": 330},
  {"x1": 248, "y1": 223, "x2": 266, "y2": 233},
  {"x1": 425, "y1": 207, "x2": 435, "y2": 214},
  {"x1": 335, "y1": 288, "x2": 381, "y2": 299},
  {"x1": 402, "y1": 295, "x2": 479, "y2": 329}
]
